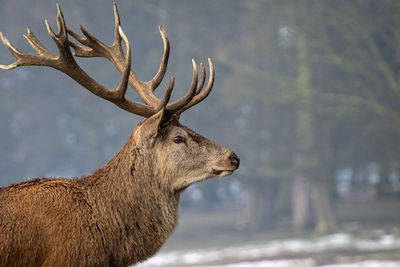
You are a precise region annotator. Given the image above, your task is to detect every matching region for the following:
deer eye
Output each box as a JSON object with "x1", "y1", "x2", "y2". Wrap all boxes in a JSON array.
[{"x1": 173, "y1": 136, "x2": 186, "y2": 144}]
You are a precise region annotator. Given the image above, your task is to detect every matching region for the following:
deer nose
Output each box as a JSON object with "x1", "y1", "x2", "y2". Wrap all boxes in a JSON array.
[{"x1": 229, "y1": 153, "x2": 240, "y2": 169}]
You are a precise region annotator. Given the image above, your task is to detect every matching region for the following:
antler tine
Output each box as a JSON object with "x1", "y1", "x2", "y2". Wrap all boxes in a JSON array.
[
  {"x1": 68, "y1": 35, "x2": 98, "y2": 57},
  {"x1": 0, "y1": 32, "x2": 27, "y2": 70},
  {"x1": 196, "y1": 62, "x2": 206, "y2": 95},
  {"x1": 146, "y1": 26, "x2": 170, "y2": 92},
  {"x1": 158, "y1": 77, "x2": 175, "y2": 111},
  {"x1": 55, "y1": 4, "x2": 67, "y2": 38},
  {"x1": 115, "y1": 26, "x2": 131, "y2": 99},
  {"x1": 176, "y1": 58, "x2": 215, "y2": 114},
  {"x1": 24, "y1": 28, "x2": 55, "y2": 57},
  {"x1": 112, "y1": 3, "x2": 123, "y2": 55},
  {"x1": 44, "y1": 4, "x2": 70, "y2": 55},
  {"x1": 165, "y1": 59, "x2": 198, "y2": 113}
]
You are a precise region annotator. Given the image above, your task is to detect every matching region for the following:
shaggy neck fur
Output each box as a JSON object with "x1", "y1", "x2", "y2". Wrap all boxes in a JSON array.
[{"x1": 80, "y1": 133, "x2": 180, "y2": 265}]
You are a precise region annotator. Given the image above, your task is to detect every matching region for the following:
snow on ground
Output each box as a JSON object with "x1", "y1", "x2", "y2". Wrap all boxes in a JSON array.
[
  {"x1": 322, "y1": 261, "x2": 400, "y2": 267},
  {"x1": 203, "y1": 259, "x2": 400, "y2": 267},
  {"x1": 201, "y1": 259, "x2": 316, "y2": 267},
  {"x1": 136, "y1": 232, "x2": 400, "y2": 267}
]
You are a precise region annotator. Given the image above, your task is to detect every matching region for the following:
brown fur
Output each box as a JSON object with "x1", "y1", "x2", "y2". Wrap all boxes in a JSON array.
[{"x1": 0, "y1": 116, "x2": 238, "y2": 266}]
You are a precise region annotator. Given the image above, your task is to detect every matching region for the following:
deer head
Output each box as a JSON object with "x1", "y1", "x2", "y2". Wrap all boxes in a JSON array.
[{"x1": 0, "y1": 4, "x2": 239, "y2": 193}]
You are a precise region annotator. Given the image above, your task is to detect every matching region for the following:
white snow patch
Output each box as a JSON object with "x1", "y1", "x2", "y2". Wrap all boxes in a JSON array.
[
  {"x1": 321, "y1": 260, "x2": 400, "y2": 267},
  {"x1": 202, "y1": 258, "x2": 316, "y2": 267},
  {"x1": 136, "y1": 232, "x2": 400, "y2": 267}
]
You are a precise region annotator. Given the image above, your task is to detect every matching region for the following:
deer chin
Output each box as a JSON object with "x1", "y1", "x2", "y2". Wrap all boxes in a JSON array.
[{"x1": 173, "y1": 169, "x2": 234, "y2": 193}]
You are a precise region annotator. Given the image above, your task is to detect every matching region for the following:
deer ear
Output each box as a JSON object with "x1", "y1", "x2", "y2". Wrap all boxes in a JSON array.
[{"x1": 136, "y1": 108, "x2": 167, "y2": 145}]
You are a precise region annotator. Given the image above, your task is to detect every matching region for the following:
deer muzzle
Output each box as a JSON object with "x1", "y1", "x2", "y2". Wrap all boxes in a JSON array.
[{"x1": 211, "y1": 152, "x2": 240, "y2": 177}]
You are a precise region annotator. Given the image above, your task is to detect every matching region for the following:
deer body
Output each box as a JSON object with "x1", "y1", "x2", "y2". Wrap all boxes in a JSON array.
[
  {"x1": 0, "y1": 130, "x2": 179, "y2": 266},
  {"x1": 0, "y1": 4, "x2": 239, "y2": 266}
]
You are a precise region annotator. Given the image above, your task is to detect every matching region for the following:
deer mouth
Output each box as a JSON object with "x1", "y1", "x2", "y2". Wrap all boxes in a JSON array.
[{"x1": 212, "y1": 168, "x2": 235, "y2": 177}]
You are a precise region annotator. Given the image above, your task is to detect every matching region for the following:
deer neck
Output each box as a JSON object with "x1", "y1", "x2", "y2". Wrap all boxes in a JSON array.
[{"x1": 80, "y1": 135, "x2": 180, "y2": 262}]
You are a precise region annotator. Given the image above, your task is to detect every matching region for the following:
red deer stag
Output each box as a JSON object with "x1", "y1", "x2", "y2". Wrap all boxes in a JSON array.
[{"x1": 0, "y1": 4, "x2": 239, "y2": 267}]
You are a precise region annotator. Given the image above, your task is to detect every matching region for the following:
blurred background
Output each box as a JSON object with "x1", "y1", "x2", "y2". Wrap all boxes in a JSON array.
[{"x1": 1, "y1": 0, "x2": 400, "y2": 266}]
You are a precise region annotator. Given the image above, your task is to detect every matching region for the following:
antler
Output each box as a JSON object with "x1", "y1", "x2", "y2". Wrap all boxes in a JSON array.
[{"x1": 0, "y1": 3, "x2": 214, "y2": 118}]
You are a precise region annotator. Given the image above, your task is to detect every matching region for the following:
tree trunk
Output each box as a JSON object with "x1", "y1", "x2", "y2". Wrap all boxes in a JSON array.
[
  {"x1": 292, "y1": 175, "x2": 312, "y2": 230},
  {"x1": 311, "y1": 179, "x2": 337, "y2": 234},
  {"x1": 293, "y1": 28, "x2": 337, "y2": 234},
  {"x1": 377, "y1": 161, "x2": 390, "y2": 198}
]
